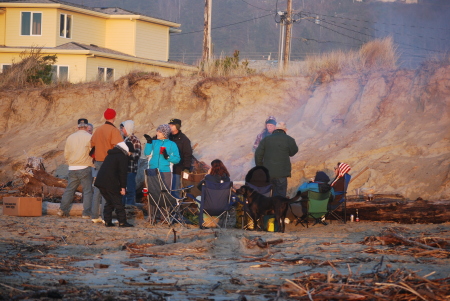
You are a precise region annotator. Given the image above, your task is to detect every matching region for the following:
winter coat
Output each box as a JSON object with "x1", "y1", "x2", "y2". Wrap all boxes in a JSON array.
[
  {"x1": 94, "y1": 147, "x2": 128, "y2": 192},
  {"x1": 144, "y1": 139, "x2": 180, "y2": 173},
  {"x1": 254, "y1": 130, "x2": 298, "y2": 179},
  {"x1": 197, "y1": 174, "x2": 231, "y2": 191},
  {"x1": 169, "y1": 131, "x2": 193, "y2": 175},
  {"x1": 297, "y1": 182, "x2": 335, "y2": 197}
]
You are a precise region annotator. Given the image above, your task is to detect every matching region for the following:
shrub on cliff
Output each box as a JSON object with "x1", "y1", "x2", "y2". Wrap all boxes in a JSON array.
[{"x1": 0, "y1": 47, "x2": 57, "y2": 89}]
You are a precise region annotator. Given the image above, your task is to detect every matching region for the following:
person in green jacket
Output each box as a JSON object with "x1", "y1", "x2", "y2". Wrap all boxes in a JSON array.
[{"x1": 255, "y1": 121, "x2": 298, "y2": 197}]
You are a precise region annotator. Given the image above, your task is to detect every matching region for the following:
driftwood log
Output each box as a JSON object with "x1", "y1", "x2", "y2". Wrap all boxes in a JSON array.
[
  {"x1": 43, "y1": 201, "x2": 145, "y2": 218},
  {"x1": 342, "y1": 195, "x2": 450, "y2": 224}
]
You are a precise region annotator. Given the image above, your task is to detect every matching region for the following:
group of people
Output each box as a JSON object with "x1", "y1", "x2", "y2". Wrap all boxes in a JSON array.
[
  {"x1": 59, "y1": 109, "x2": 193, "y2": 228},
  {"x1": 59, "y1": 110, "x2": 350, "y2": 228}
]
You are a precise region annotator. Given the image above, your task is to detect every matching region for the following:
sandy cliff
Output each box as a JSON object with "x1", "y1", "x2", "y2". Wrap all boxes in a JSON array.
[{"x1": 0, "y1": 65, "x2": 449, "y2": 200}]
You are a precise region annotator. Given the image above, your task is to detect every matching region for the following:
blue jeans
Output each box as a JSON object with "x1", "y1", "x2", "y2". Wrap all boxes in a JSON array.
[
  {"x1": 91, "y1": 161, "x2": 106, "y2": 219},
  {"x1": 60, "y1": 167, "x2": 93, "y2": 216},
  {"x1": 171, "y1": 173, "x2": 181, "y2": 198},
  {"x1": 122, "y1": 172, "x2": 137, "y2": 205},
  {"x1": 271, "y1": 177, "x2": 288, "y2": 197}
]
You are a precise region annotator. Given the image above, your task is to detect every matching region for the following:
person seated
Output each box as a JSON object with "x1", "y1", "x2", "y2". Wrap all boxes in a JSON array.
[
  {"x1": 245, "y1": 165, "x2": 270, "y2": 187},
  {"x1": 297, "y1": 171, "x2": 335, "y2": 218},
  {"x1": 197, "y1": 159, "x2": 231, "y2": 192},
  {"x1": 330, "y1": 162, "x2": 351, "y2": 206}
]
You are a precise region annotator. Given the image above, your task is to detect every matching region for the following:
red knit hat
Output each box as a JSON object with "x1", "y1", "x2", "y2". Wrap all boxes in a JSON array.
[{"x1": 104, "y1": 108, "x2": 116, "y2": 120}]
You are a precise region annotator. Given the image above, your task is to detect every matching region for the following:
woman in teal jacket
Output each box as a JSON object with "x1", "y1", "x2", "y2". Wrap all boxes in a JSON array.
[{"x1": 144, "y1": 124, "x2": 180, "y2": 188}]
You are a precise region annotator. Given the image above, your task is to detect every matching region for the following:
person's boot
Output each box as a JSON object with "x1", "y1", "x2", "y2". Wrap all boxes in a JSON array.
[
  {"x1": 105, "y1": 222, "x2": 115, "y2": 227},
  {"x1": 119, "y1": 222, "x2": 134, "y2": 227}
]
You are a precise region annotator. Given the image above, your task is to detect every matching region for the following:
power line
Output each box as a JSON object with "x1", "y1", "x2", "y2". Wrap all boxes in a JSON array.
[
  {"x1": 172, "y1": 13, "x2": 273, "y2": 36},
  {"x1": 303, "y1": 14, "x2": 445, "y2": 54},
  {"x1": 240, "y1": 0, "x2": 274, "y2": 12},
  {"x1": 301, "y1": 10, "x2": 450, "y2": 33}
]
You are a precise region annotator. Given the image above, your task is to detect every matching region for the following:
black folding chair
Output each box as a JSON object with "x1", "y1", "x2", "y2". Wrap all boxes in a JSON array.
[
  {"x1": 145, "y1": 168, "x2": 192, "y2": 226},
  {"x1": 198, "y1": 180, "x2": 234, "y2": 229}
]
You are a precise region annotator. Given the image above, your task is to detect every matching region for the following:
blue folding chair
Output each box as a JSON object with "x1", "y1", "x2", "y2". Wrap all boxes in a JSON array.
[
  {"x1": 327, "y1": 173, "x2": 351, "y2": 223},
  {"x1": 197, "y1": 180, "x2": 234, "y2": 229}
]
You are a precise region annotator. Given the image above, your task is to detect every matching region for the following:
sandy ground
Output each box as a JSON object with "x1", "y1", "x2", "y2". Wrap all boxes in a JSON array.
[{"x1": 1, "y1": 206, "x2": 450, "y2": 300}]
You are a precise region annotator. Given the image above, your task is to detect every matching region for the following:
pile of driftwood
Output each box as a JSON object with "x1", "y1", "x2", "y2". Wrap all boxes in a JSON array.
[{"x1": 282, "y1": 267, "x2": 450, "y2": 300}]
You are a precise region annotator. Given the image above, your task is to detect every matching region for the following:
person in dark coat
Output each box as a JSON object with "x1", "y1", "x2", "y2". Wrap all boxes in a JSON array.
[
  {"x1": 168, "y1": 118, "x2": 193, "y2": 198},
  {"x1": 94, "y1": 141, "x2": 134, "y2": 227},
  {"x1": 255, "y1": 121, "x2": 298, "y2": 197}
]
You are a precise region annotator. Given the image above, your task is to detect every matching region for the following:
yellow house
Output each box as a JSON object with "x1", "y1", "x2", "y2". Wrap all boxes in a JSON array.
[{"x1": 0, "y1": 0, "x2": 197, "y2": 82}]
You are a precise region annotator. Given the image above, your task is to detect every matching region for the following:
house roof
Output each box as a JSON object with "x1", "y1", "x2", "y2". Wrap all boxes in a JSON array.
[
  {"x1": 0, "y1": 0, "x2": 180, "y2": 27},
  {"x1": 0, "y1": 43, "x2": 198, "y2": 71}
]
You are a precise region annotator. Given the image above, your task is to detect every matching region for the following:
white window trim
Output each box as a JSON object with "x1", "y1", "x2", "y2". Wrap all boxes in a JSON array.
[
  {"x1": 98, "y1": 67, "x2": 115, "y2": 81},
  {"x1": 1, "y1": 64, "x2": 12, "y2": 73},
  {"x1": 52, "y1": 65, "x2": 69, "y2": 82},
  {"x1": 59, "y1": 13, "x2": 72, "y2": 39},
  {"x1": 20, "y1": 11, "x2": 43, "y2": 36}
]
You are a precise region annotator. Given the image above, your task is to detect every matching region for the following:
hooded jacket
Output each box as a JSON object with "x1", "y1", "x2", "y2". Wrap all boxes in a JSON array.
[
  {"x1": 143, "y1": 139, "x2": 180, "y2": 173},
  {"x1": 94, "y1": 146, "x2": 128, "y2": 192}
]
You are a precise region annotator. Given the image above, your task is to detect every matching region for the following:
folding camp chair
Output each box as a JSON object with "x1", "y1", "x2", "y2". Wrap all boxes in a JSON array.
[
  {"x1": 240, "y1": 182, "x2": 272, "y2": 230},
  {"x1": 197, "y1": 180, "x2": 234, "y2": 229},
  {"x1": 144, "y1": 168, "x2": 192, "y2": 226},
  {"x1": 327, "y1": 173, "x2": 351, "y2": 223},
  {"x1": 294, "y1": 190, "x2": 331, "y2": 228}
]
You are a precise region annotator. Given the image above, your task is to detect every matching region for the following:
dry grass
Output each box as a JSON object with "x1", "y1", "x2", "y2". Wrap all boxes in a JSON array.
[
  {"x1": 0, "y1": 47, "x2": 57, "y2": 90},
  {"x1": 199, "y1": 50, "x2": 255, "y2": 77}
]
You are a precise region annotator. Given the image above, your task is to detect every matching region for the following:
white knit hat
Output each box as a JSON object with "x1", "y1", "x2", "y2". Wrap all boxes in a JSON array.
[
  {"x1": 116, "y1": 141, "x2": 129, "y2": 153},
  {"x1": 122, "y1": 120, "x2": 135, "y2": 137}
]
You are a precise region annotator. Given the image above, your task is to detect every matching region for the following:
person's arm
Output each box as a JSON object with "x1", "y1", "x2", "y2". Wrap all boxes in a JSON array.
[
  {"x1": 254, "y1": 138, "x2": 265, "y2": 166},
  {"x1": 118, "y1": 155, "x2": 128, "y2": 192},
  {"x1": 143, "y1": 142, "x2": 153, "y2": 156},
  {"x1": 167, "y1": 142, "x2": 180, "y2": 164},
  {"x1": 111, "y1": 128, "x2": 124, "y2": 147},
  {"x1": 182, "y1": 137, "x2": 193, "y2": 171},
  {"x1": 297, "y1": 182, "x2": 309, "y2": 193},
  {"x1": 252, "y1": 132, "x2": 263, "y2": 151},
  {"x1": 288, "y1": 137, "x2": 299, "y2": 157},
  {"x1": 132, "y1": 138, "x2": 141, "y2": 162},
  {"x1": 64, "y1": 138, "x2": 71, "y2": 163}
]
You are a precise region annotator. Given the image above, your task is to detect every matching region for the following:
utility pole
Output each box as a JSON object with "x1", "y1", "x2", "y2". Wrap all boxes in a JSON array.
[
  {"x1": 283, "y1": 0, "x2": 292, "y2": 70},
  {"x1": 202, "y1": 0, "x2": 212, "y2": 62}
]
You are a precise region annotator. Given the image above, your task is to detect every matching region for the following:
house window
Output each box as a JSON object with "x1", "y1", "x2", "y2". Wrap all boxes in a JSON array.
[
  {"x1": 51, "y1": 65, "x2": 69, "y2": 82},
  {"x1": 1, "y1": 64, "x2": 11, "y2": 73},
  {"x1": 60, "y1": 13, "x2": 72, "y2": 38},
  {"x1": 21, "y1": 12, "x2": 42, "y2": 36},
  {"x1": 98, "y1": 67, "x2": 114, "y2": 81}
]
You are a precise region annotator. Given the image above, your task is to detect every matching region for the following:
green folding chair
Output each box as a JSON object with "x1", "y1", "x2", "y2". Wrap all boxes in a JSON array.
[{"x1": 296, "y1": 190, "x2": 331, "y2": 228}]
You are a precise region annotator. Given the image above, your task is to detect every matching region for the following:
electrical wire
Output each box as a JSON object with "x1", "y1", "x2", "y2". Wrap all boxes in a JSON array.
[
  {"x1": 172, "y1": 13, "x2": 273, "y2": 36},
  {"x1": 241, "y1": 0, "x2": 274, "y2": 12},
  {"x1": 301, "y1": 10, "x2": 450, "y2": 33},
  {"x1": 302, "y1": 14, "x2": 445, "y2": 54}
]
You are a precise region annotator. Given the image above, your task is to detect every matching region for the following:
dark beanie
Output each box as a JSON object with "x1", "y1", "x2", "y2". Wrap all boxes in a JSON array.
[{"x1": 315, "y1": 171, "x2": 330, "y2": 183}]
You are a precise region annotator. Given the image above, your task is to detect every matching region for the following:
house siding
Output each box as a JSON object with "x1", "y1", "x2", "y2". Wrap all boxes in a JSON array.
[
  {"x1": 56, "y1": 9, "x2": 106, "y2": 47},
  {"x1": 86, "y1": 56, "x2": 178, "y2": 81},
  {"x1": 105, "y1": 19, "x2": 135, "y2": 57},
  {"x1": 5, "y1": 7, "x2": 57, "y2": 47},
  {"x1": 135, "y1": 20, "x2": 168, "y2": 61},
  {"x1": 0, "y1": 12, "x2": 5, "y2": 45}
]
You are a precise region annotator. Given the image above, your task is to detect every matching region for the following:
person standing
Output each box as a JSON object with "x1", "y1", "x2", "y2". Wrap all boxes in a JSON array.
[
  {"x1": 143, "y1": 124, "x2": 180, "y2": 189},
  {"x1": 58, "y1": 118, "x2": 94, "y2": 218},
  {"x1": 90, "y1": 108, "x2": 123, "y2": 223},
  {"x1": 94, "y1": 141, "x2": 134, "y2": 227},
  {"x1": 255, "y1": 121, "x2": 298, "y2": 197},
  {"x1": 120, "y1": 120, "x2": 141, "y2": 205},
  {"x1": 168, "y1": 118, "x2": 192, "y2": 198},
  {"x1": 252, "y1": 116, "x2": 277, "y2": 151}
]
